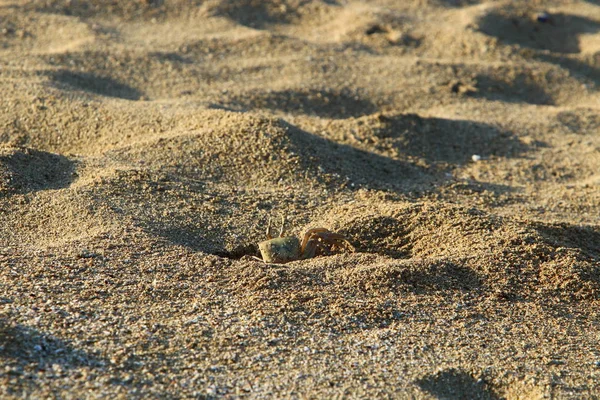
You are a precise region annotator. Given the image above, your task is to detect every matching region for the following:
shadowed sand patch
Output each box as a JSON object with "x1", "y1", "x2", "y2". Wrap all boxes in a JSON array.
[
  {"x1": 416, "y1": 368, "x2": 500, "y2": 400},
  {"x1": 532, "y1": 222, "x2": 600, "y2": 260},
  {"x1": 434, "y1": 0, "x2": 481, "y2": 6},
  {"x1": 556, "y1": 108, "x2": 600, "y2": 133},
  {"x1": 285, "y1": 2, "x2": 412, "y2": 47},
  {"x1": 203, "y1": 0, "x2": 338, "y2": 29},
  {"x1": 41, "y1": 42, "x2": 337, "y2": 101},
  {"x1": 477, "y1": 8, "x2": 600, "y2": 54},
  {"x1": 472, "y1": 72, "x2": 554, "y2": 105},
  {"x1": 325, "y1": 113, "x2": 534, "y2": 166},
  {"x1": 41, "y1": 50, "x2": 213, "y2": 100},
  {"x1": 49, "y1": 70, "x2": 143, "y2": 100},
  {"x1": 0, "y1": 147, "x2": 77, "y2": 195},
  {"x1": 0, "y1": 320, "x2": 105, "y2": 370},
  {"x1": 225, "y1": 88, "x2": 379, "y2": 119},
  {"x1": 24, "y1": 0, "x2": 202, "y2": 21}
]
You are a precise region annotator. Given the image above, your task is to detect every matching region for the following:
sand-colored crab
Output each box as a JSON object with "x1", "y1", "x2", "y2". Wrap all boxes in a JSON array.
[{"x1": 257, "y1": 217, "x2": 355, "y2": 263}]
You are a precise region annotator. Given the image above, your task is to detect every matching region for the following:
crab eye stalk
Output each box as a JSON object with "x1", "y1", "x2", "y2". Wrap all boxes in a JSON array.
[
  {"x1": 265, "y1": 218, "x2": 275, "y2": 239},
  {"x1": 279, "y1": 215, "x2": 286, "y2": 237}
]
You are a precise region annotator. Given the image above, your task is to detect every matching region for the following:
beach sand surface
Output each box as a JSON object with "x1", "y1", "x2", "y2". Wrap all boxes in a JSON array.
[{"x1": 1, "y1": 0, "x2": 600, "y2": 398}]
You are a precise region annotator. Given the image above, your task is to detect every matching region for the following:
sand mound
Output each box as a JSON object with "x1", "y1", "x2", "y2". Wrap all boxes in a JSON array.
[
  {"x1": 106, "y1": 110, "x2": 431, "y2": 192},
  {"x1": 226, "y1": 202, "x2": 600, "y2": 313}
]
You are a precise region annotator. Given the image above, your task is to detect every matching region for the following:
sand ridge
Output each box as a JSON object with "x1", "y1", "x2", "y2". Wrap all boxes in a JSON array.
[{"x1": 1, "y1": 0, "x2": 600, "y2": 398}]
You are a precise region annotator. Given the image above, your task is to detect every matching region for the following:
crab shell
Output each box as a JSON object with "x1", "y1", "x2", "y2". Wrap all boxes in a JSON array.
[{"x1": 258, "y1": 236, "x2": 301, "y2": 264}]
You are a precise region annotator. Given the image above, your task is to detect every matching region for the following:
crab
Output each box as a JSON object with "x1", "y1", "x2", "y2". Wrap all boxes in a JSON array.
[{"x1": 257, "y1": 217, "x2": 355, "y2": 263}]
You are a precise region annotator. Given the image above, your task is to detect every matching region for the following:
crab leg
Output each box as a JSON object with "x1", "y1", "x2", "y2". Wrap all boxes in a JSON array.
[
  {"x1": 300, "y1": 228, "x2": 329, "y2": 254},
  {"x1": 319, "y1": 232, "x2": 355, "y2": 252},
  {"x1": 302, "y1": 238, "x2": 319, "y2": 259}
]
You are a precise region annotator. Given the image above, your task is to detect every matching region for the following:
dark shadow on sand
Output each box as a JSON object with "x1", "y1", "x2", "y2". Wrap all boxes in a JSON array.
[
  {"x1": 283, "y1": 120, "x2": 434, "y2": 191},
  {"x1": 472, "y1": 73, "x2": 554, "y2": 105},
  {"x1": 0, "y1": 147, "x2": 77, "y2": 195},
  {"x1": 50, "y1": 70, "x2": 143, "y2": 100},
  {"x1": 536, "y1": 53, "x2": 600, "y2": 87},
  {"x1": 22, "y1": 0, "x2": 166, "y2": 19},
  {"x1": 102, "y1": 176, "x2": 233, "y2": 254},
  {"x1": 417, "y1": 368, "x2": 500, "y2": 399},
  {"x1": 149, "y1": 51, "x2": 193, "y2": 64},
  {"x1": 377, "y1": 261, "x2": 482, "y2": 293},
  {"x1": 0, "y1": 321, "x2": 104, "y2": 370},
  {"x1": 435, "y1": 0, "x2": 481, "y2": 6},
  {"x1": 226, "y1": 88, "x2": 379, "y2": 119},
  {"x1": 477, "y1": 10, "x2": 600, "y2": 87},
  {"x1": 209, "y1": 0, "x2": 339, "y2": 29},
  {"x1": 477, "y1": 12, "x2": 600, "y2": 54},
  {"x1": 533, "y1": 222, "x2": 600, "y2": 260},
  {"x1": 555, "y1": 109, "x2": 600, "y2": 133},
  {"x1": 438, "y1": 180, "x2": 522, "y2": 207},
  {"x1": 149, "y1": 223, "x2": 225, "y2": 253},
  {"x1": 342, "y1": 215, "x2": 412, "y2": 259},
  {"x1": 344, "y1": 113, "x2": 536, "y2": 166}
]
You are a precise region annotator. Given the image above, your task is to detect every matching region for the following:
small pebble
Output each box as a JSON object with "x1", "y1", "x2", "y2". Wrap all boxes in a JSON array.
[
  {"x1": 472, "y1": 154, "x2": 482, "y2": 162},
  {"x1": 537, "y1": 12, "x2": 550, "y2": 23},
  {"x1": 206, "y1": 386, "x2": 217, "y2": 396}
]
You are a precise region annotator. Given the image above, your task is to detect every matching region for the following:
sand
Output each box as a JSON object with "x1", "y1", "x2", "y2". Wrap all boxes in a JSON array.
[{"x1": 1, "y1": 0, "x2": 600, "y2": 398}]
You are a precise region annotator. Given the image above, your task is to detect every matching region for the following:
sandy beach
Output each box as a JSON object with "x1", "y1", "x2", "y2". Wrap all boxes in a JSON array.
[{"x1": 1, "y1": 0, "x2": 600, "y2": 398}]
